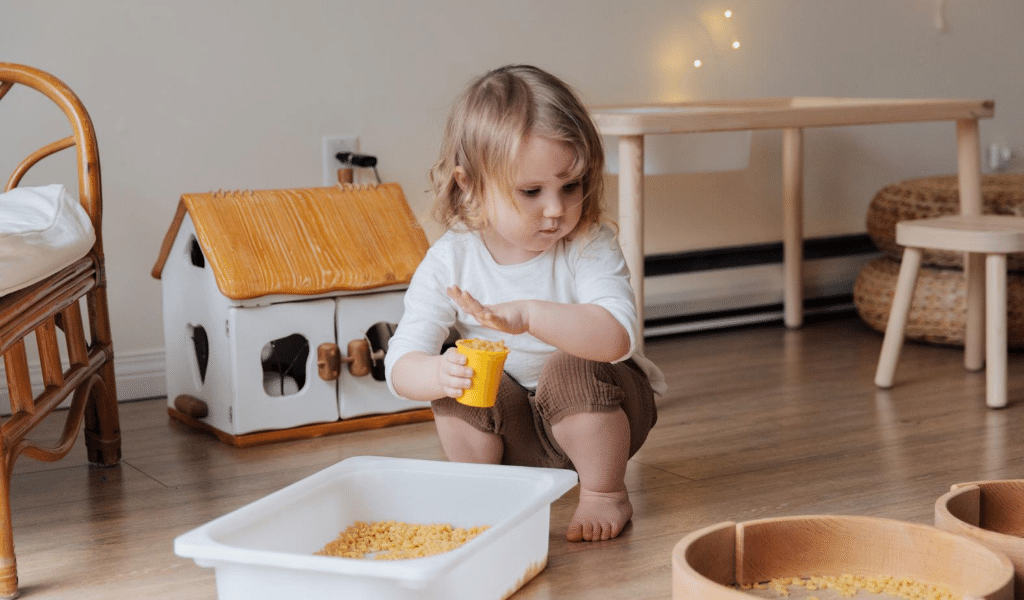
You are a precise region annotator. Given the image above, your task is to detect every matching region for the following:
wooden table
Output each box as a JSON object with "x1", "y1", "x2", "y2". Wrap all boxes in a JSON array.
[{"x1": 592, "y1": 97, "x2": 995, "y2": 342}]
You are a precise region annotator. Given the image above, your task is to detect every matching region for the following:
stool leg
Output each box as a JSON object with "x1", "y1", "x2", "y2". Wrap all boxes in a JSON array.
[
  {"x1": 965, "y1": 252, "x2": 986, "y2": 371},
  {"x1": 986, "y1": 253, "x2": 1008, "y2": 408},
  {"x1": 876, "y1": 247, "x2": 923, "y2": 388}
]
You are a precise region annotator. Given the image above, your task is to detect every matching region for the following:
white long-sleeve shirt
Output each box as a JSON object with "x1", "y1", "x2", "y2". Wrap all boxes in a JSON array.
[{"x1": 384, "y1": 224, "x2": 666, "y2": 398}]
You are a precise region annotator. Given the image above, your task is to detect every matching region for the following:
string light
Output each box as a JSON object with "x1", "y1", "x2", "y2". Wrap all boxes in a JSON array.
[
  {"x1": 726, "y1": 9, "x2": 740, "y2": 50},
  {"x1": 692, "y1": 9, "x2": 741, "y2": 68}
]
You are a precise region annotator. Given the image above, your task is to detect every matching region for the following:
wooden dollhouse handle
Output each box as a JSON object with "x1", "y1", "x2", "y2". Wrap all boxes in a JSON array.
[
  {"x1": 317, "y1": 343, "x2": 341, "y2": 380},
  {"x1": 174, "y1": 394, "x2": 209, "y2": 418},
  {"x1": 344, "y1": 339, "x2": 373, "y2": 377},
  {"x1": 317, "y1": 340, "x2": 374, "y2": 379}
]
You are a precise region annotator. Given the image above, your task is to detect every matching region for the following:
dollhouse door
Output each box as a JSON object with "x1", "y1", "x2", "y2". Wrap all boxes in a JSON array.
[
  {"x1": 228, "y1": 298, "x2": 340, "y2": 434},
  {"x1": 334, "y1": 290, "x2": 422, "y2": 418}
]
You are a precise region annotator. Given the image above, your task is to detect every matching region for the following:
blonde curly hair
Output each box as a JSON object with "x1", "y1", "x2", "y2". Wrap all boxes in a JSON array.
[{"x1": 430, "y1": 65, "x2": 606, "y2": 236}]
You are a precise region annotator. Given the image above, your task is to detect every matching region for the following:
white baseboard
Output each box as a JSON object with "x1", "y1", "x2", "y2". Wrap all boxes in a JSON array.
[
  {"x1": 2, "y1": 251, "x2": 875, "y2": 405},
  {"x1": 111, "y1": 349, "x2": 168, "y2": 401},
  {"x1": 0, "y1": 349, "x2": 167, "y2": 412}
]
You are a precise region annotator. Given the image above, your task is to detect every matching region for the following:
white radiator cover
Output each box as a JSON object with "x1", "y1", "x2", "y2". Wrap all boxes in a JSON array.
[{"x1": 644, "y1": 252, "x2": 876, "y2": 337}]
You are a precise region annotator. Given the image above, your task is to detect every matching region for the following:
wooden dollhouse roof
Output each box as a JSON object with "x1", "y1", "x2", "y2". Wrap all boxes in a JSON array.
[{"x1": 152, "y1": 183, "x2": 429, "y2": 300}]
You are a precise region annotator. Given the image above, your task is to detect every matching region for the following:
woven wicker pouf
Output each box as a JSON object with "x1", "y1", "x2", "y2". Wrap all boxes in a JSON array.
[
  {"x1": 857, "y1": 173, "x2": 1024, "y2": 347},
  {"x1": 854, "y1": 256, "x2": 1024, "y2": 347},
  {"x1": 867, "y1": 174, "x2": 1024, "y2": 270}
]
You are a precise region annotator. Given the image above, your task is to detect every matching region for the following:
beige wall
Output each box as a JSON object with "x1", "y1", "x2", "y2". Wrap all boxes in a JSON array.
[{"x1": 3, "y1": 0, "x2": 1021, "y2": 369}]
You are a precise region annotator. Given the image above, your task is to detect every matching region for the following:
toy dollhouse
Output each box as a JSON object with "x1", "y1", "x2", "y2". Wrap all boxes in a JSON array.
[{"x1": 151, "y1": 183, "x2": 432, "y2": 446}]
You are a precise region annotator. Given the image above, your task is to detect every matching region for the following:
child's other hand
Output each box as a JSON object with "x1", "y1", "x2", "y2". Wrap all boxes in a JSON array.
[
  {"x1": 446, "y1": 286, "x2": 528, "y2": 334},
  {"x1": 437, "y1": 347, "x2": 474, "y2": 399}
]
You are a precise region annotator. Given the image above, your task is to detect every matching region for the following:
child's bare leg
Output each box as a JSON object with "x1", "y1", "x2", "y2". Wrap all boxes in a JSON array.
[
  {"x1": 433, "y1": 414, "x2": 503, "y2": 464},
  {"x1": 550, "y1": 409, "x2": 632, "y2": 542}
]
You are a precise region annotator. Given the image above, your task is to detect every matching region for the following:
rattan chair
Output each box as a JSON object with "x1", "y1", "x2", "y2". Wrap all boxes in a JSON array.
[
  {"x1": 875, "y1": 215, "x2": 1024, "y2": 408},
  {"x1": 0, "y1": 63, "x2": 122, "y2": 598}
]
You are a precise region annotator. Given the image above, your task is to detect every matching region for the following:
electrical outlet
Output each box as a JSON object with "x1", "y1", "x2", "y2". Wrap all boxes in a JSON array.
[
  {"x1": 987, "y1": 143, "x2": 1014, "y2": 173},
  {"x1": 322, "y1": 135, "x2": 359, "y2": 186}
]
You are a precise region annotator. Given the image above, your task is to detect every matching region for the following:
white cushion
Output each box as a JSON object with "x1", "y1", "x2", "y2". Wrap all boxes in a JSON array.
[{"x1": 0, "y1": 184, "x2": 96, "y2": 296}]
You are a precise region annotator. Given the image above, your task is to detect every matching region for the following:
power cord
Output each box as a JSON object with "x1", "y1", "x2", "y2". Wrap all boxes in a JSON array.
[{"x1": 335, "y1": 152, "x2": 382, "y2": 184}]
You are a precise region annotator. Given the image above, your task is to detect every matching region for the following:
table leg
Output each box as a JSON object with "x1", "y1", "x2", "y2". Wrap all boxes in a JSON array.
[
  {"x1": 957, "y1": 118, "x2": 985, "y2": 371},
  {"x1": 782, "y1": 127, "x2": 804, "y2": 328},
  {"x1": 618, "y1": 135, "x2": 645, "y2": 348}
]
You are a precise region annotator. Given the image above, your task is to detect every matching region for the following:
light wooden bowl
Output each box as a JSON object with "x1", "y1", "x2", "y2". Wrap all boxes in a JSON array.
[
  {"x1": 936, "y1": 480, "x2": 1024, "y2": 600},
  {"x1": 673, "y1": 515, "x2": 1014, "y2": 599}
]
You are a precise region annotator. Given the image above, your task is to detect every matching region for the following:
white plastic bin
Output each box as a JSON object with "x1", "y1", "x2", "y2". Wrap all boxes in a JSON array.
[{"x1": 175, "y1": 456, "x2": 578, "y2": 600}]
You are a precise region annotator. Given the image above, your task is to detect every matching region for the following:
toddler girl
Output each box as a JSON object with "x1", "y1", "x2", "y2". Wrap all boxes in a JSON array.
[{"x1": 384, "y1": 64, "x2": 665, "y2": 542}]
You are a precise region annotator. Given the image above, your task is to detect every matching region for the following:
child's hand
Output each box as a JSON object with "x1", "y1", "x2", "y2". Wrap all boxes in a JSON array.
[
  {"x1": 437, "y1": 347, "x2": 474, "y2": 399},
  {"x1": 446, "y1": 286, "x2": 528, "y2": 334}
]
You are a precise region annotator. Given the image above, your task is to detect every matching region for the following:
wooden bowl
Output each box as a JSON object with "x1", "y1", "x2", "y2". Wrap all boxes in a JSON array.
[
  {"x1": 673, "y1": 515, "x2": 1014, "y2": 599},
  {"x1": 936, "y1": 480, "x2": 1024, "y2": 599}
]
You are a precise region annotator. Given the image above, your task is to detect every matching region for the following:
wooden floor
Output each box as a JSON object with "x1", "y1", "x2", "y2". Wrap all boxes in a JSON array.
[{"x1": 9, "y1": 313, "x2": 1024, "y2": 599}]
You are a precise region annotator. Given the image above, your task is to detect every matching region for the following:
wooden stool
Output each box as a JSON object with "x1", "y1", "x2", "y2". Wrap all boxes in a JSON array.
[{"x1": 875, "y1": 215, "x2": 1024, "y2": 408}]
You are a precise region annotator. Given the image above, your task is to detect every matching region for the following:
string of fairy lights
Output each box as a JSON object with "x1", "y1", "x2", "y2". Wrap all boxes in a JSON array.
[
  {"x1": 691, "y1": 2, "x2": 948, "y2": 70},
  {"x1": 692, "y1": 9, "x2": 739, "y2": 69}
]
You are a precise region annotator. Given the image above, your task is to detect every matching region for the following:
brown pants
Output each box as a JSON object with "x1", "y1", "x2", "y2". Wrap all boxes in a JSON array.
[{"x1": 431, "y1": 352, "x2": 657, "y2": 470}]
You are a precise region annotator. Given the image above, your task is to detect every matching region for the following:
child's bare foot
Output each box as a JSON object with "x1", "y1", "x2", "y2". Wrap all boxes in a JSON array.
[{"x1": 565, "y1": 487, "x2": 632, "y2": 542}]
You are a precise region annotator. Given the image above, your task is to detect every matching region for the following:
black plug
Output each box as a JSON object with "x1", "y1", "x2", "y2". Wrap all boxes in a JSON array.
[
  {"x1": 335, "y1": 152, "x2": 377, "y2": 167},
  {"x1": 334, "y1": 152, "x2": 382, "y2": 184},
  {"x1": 349, "y1": 154, "x2": 377, "y2": 168}
]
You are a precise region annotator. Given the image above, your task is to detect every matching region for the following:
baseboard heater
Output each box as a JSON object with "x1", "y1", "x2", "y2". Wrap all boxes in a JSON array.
[{"x1": 642, "y1": 234, "x2": 879, "y2": 338}]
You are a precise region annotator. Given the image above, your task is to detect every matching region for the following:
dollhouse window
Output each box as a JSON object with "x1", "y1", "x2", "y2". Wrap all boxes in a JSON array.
[
  {"x1": 188, "y1": 235, "x2": 205, "y2": 268},
  {"x1": 365, "y1": 322, "x2": 397, "y2": 382},
  {"x1": 261, "y1": 334, "x2": 309, "y2": 396},
  {"x1": 189, "y1": 324, "x2": 209, "y2": 384}
]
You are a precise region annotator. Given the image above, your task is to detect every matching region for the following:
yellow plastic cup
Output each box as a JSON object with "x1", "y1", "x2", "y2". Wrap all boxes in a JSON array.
[{"x1": 454, "y1": 339, "x2": 509, "y2": 408}]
